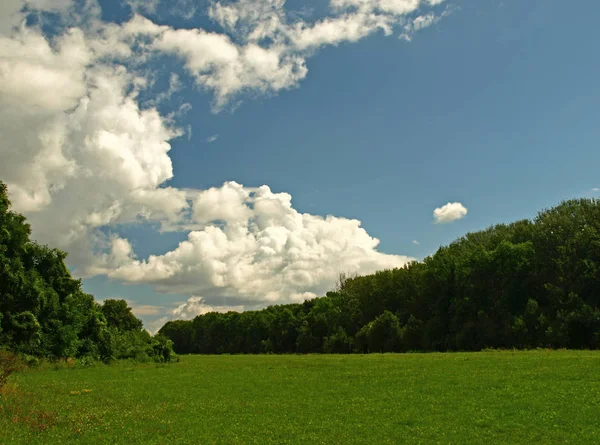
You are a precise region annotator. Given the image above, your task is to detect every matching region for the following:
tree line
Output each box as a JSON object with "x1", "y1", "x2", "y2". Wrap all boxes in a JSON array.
[
  {"x1": 160, "y1": 198, "x2": 600, "y2": 353},
  {"x1": 0, "y1": 181, "x2": 174, "y2": 363}
]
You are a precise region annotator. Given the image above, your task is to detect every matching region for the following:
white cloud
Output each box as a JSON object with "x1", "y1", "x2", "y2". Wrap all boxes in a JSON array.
[
  {"x1": 133, "y1": 0, "x2": 445, "y2": 107},
  {"x1": 0, "y1": 0, "x2": 77, "y2": 35},
  {"x1": 0, "y1": 24, "x2": 189, "y2": 274},
  {"x1": 192, "y1": 181, "x2": 250, "y2": 224},
  {"x1": 206, "y1": 134, "x2": 220, "y2": 143},
  {"x1": 208, "y1": 0, "x2": 287, "y2": 41},
  {"x1": 1, "y1": 0, "x2": 445, "y2": 318},
  {"x1": 591, "y1": 188, "x2": 600, "y2": 193},
  {"x1": 412, "y1": 239, "x2": 420, "y2": 245},
  {"x1": 400, "y1": 12, "x2": 441, "y2": 40},
  {"x1": 147, "y1": 22, "x2": 308, "y2": 108},
  {"x1": 0, "y1": 0, "x2": 26, "y2": 34},
  {"x1": 133, "y1": 297, "x2": 245, "y2": 333},
  {"x1": 109, "y1": 182, "x2": 413, "y2": 306},
  {"x1": 172, "y1": 296, "x2": 244, "y2": 320},
  {"x1": 0, "y1": 21, "x2": 412, "y2": 304},
  {"x1": 289, "y1": 12, "x2": 393, "y2": 51},
  {"x1": 331, "y1": 0, "x2": 444, "y2": 16},
  {"x1": 413, "y1": 13, "x2": 438, "y2": 30},
  {"x1": 433, "y1": 202, "x2": 468, "y2": 224}
]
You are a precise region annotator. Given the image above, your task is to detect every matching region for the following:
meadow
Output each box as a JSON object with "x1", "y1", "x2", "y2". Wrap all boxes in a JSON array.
[{"x1": 1, "y1": 350, "x2": 599, "y2": 444}]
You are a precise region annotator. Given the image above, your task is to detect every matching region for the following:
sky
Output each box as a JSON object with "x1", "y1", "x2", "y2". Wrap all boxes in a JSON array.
[{"x1": 1, "y1": 0, "x2": 599, "y2": 332}]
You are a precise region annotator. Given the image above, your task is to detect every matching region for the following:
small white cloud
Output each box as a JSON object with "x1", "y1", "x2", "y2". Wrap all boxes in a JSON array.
[
  {"x1": 172, "y1": 296, "x2": 244, "y2": 320},
  {"x1": 179, "y1": 103, "x2": 192, "y2": 114},
  {"x1": 400, "y1": 12, "x2": 440, "y2": 41},
  {"x1": 412, "y1": 240, "x2": 420, "y2": 245},
  {"x1": 141, "y1": 297, "x2": 245, "y2": 333},
  {"x1": 592, "y1": 188, "x2": 600, "y2": 193},
  {"x1": 433, "y1": 202, "x2": 468, "y2": 224},
  {"x1": 206, "y1": 134, "x2": 219, "y2": 143},
  {"x1": 413, "y1": 13, "x2": 439, "y2": 31}
]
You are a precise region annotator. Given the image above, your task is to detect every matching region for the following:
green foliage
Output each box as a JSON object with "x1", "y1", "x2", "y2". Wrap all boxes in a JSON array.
[
  {"x1": 0, "y1": 181, "x2": 174, "y2": 363},
  {"x1": 160, "y1": 198, "x2": 600, "y2": 354},
  {"x1": 0, "y1": 350, "x2": 21, "y2": 389},
  {"x1": 10, "y1": 311, "x2": 41, "y2": 354},
  {"x1": 151, "y1": 335, "x2": 175, "y2": 363},
  {"x1": 402, "y1": 315, "x2": 424, "y2": 351},
  {"x1": 3, "y1": 178, "x2": 600, "y2": 358},
  {"x1": 22, "y1": 354, "x2": 40, "y2": 368},
  {"x1": 356, "y1": 311, "x2": 402, "y2": 353},
  {"x1": 101, "y1": 299, "x2": 143, "y2": 332},
  {"x1": 323, "y1": 326, "x2": 354, "y2": 353}
]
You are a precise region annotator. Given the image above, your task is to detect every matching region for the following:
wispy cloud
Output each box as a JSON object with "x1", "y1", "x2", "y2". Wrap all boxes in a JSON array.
[
  {"x1": 125, "y1": 0, "x2": 161, "y2": 15},
  {"x1": 127, "y1": 301, "x2": 166, "y2": 316},
  {"x1": 206, "y1": 134, "x2": 219, "y2": 143},
  {"x1": 145, "y1": 73, "x2": 183, "y2": 107},
  {"x1": 412, "y1": 240, "x2": 420, "y2": 245},
  {"x1": 400, "y1": 13, "x2": 440, "y2": 41},
  {"x1": 400, "y1": 4, "x2": 455, "y2": 41}
]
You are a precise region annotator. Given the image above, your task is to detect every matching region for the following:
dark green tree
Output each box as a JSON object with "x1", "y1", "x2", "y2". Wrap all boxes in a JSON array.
[
  {"x1": 0, "y1": 181, "x2": 174, "y2": 362},
  {"x1": 101, "y1": 299, "x2": 143, "y2": 332}
]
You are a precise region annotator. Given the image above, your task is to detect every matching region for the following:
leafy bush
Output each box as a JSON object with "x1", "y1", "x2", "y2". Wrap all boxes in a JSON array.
[
  {"x1": 23, "y1": 354, "x2": 40, "y2": 368},
  {"x1": 76, "y1": 356, "x2": 96, "y2": 368},
  {"x1": 0, "y1": 181, "x2": 176, "y2": 364},
  {"x1": 152, "y1": 335, "x2": 176, "y2": 362},
  {"x1": 0, "y1": 350, "x2": 21, "y2": 389}
]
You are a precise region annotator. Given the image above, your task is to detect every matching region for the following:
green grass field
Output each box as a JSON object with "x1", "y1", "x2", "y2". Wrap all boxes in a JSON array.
[{"x1": 1, "y1": 351, "x2": 599, "y2": 444}]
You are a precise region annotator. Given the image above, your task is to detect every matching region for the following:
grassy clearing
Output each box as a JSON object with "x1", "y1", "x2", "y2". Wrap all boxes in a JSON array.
[{"x1": 1, "y1": 350, "x2": 599, "y2": 444}]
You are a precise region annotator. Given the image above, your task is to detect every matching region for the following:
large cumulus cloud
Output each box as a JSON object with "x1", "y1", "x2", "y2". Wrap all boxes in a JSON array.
[
  {"x1": 0, "y1": 24, "x2": 187, "y2": 274},
  {"x1": 1, "y1": 0, "x2": 445, "y2": 316},
  {"x1": 111, "y1": 182, "x2": 411, "y2": 305}
]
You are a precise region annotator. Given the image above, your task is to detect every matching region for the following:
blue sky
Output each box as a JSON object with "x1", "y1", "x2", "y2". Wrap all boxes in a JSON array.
[{"x1": 2, "y1": 0, "x2": 599, "y2": 331}]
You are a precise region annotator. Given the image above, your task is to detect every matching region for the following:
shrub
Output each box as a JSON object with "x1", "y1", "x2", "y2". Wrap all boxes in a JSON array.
[
  {"x1": 0, "y1": 350, "x2": 21, "y2": 389},
  {"x1": 151, "y1": 335, "x2": 176, "y2": 363},
  {"x1": 76, "y1": 356, "x2": 96, "y2": 368},
  {"x1": 23, "y1": 354, "x2": 40, "y2": 368}
]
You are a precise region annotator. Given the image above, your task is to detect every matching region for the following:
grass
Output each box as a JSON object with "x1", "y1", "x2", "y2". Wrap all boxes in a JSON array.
[{"x1": 1, "y1": 350, "x2": 599, "y2": 444}]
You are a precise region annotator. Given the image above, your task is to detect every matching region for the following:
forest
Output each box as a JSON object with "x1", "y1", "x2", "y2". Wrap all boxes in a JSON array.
[
  {"x1": 159, "y1": 197, "x2": 600, "y2": 354},
  {"x1": 2, "y1": 178, "x2": 600, "y2": 361},
  {"x1": 0, "y1": 181, "x2": 174, "y2": 364}
]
